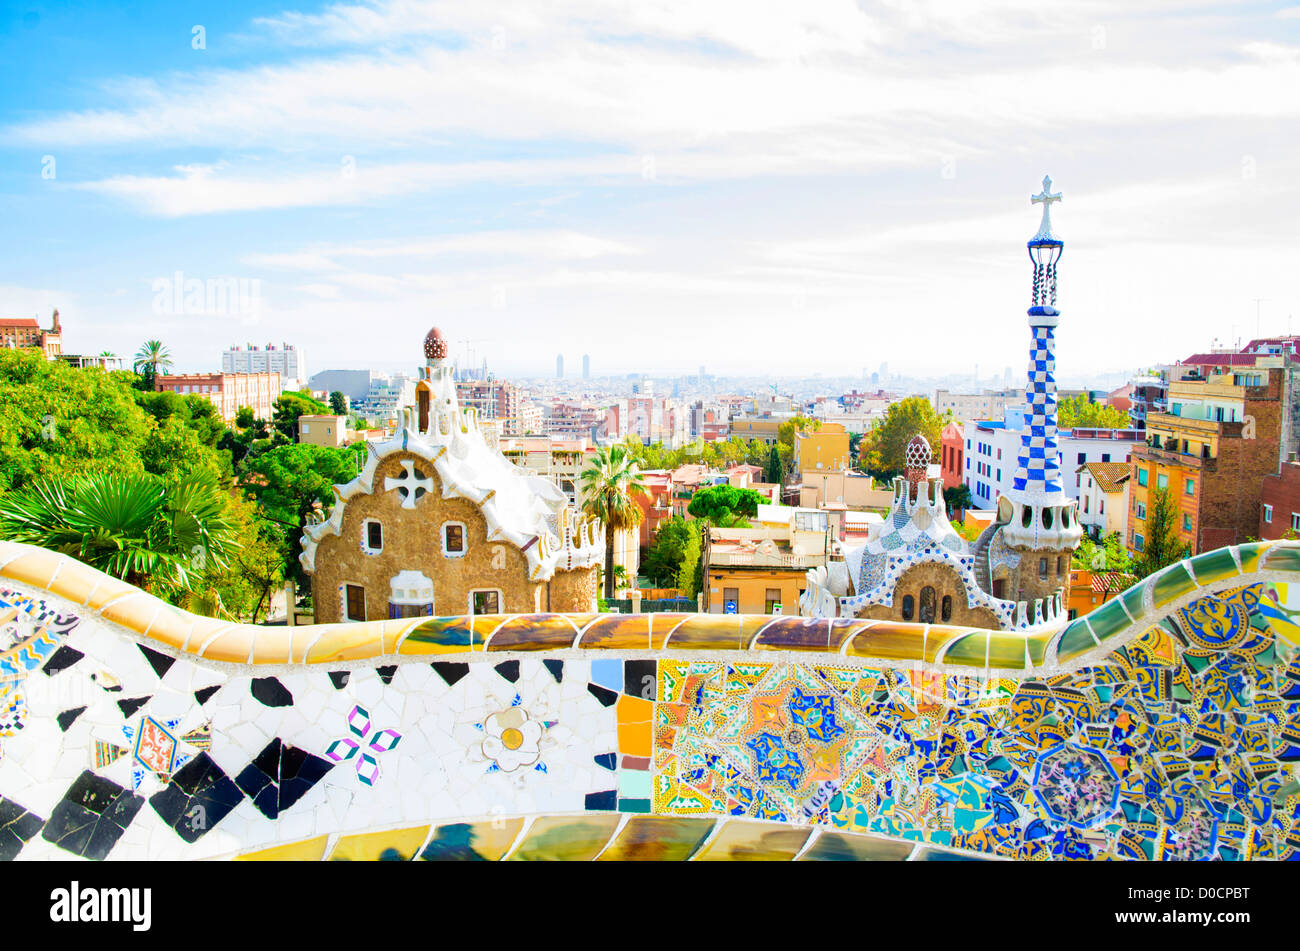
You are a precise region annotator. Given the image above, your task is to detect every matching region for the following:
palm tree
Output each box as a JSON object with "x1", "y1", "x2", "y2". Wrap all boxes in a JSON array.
[
  {"x1": 133, "y1": 339, "x2": 173, "y2": 387},
  {"x1": 0, "y1": 471, "x2": 240, "y2": 598},
  {"x1": 579, "y1": 445, "x2": 648, "y2": 601}
]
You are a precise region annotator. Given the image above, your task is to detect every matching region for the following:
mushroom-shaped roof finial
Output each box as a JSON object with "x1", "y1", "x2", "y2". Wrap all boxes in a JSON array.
[{"x1": 423, "y1": 327, "x2": 448, "y2": 361}]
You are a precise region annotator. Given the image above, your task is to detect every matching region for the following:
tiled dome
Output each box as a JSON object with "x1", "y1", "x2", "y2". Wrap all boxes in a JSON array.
[{"x1": 423, "y1": 327, "x2": 448, "y2": 361}]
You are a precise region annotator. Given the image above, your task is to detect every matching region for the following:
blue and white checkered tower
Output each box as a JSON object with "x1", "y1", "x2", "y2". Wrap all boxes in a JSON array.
[{"x1": 999, "y1": 176, "x2": 1083, "y2": 553}]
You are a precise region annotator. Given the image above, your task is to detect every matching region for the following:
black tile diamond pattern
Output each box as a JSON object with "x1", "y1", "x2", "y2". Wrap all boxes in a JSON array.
[
  {"x1": 543, "y1": 659, "x2": 564, "y2": 683},
  {"x1": 375, "y1": 665, "x2": 397, "y2": 685},
  {"x1": 194, "y1": 685, "x2": 220, "y2": 705},
  {"x1": 327, "y1": 671, "x2": 351, "y2": 690},
  {"x1": 0, "y1": 796, "x2": 44, "y2": 861},
  {"x1": 41, "y1": 771, "x2": 144, "y2": 860},
  {"x1": 235, "y1": 739, "x2": 333, "y2": 820},
  {"x1": 150, "y1": 753, "x2": 244, "y2": 843}
]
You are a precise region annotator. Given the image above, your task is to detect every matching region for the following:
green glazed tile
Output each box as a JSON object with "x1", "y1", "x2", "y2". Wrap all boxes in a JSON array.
[
  {"x1": 1188, "y1": 547, "x2": 1240, "y2": 585},
  {"x1": 1235, "y1": 542, "x2": 1268, "y2": 575},
  {"x1": 1055, "y1": 619, "x2": 1100, "y2": 663},
  {"x1": 1081, "y1": 598, "x2": 1131, "y2": 642},
  {"x1": 939, "y1": 632, "x2": 988, "y2": 667},
  {"x1": 1025, "y1": 631, "x2": 1052, "y2": 667},
  {"x1": 1119, "y1": 583, "x2": 1146, "y2": 623},
  {"x1": 987, "y1": 634, "x2": 1027, "y2": 670},
  {"x1": 1263, "y1": 545, "x2": 1300, "y2": 574},
  {"x1": 1151, "y1": 561, "x2": 1197, "y2": 608}
]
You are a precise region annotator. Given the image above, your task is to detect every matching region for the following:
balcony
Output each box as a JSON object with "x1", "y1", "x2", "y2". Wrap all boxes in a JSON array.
[{"x1": 1134, "y1": 443, "x2": 1211, "y2": 469}]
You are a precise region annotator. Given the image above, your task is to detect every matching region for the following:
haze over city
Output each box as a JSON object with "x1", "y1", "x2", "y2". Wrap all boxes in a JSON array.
[{"x1": 4, "y1": 0, "x2": 1300, "y2": 379}]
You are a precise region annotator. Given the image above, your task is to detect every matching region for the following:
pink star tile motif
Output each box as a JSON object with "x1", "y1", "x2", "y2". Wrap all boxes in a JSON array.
[{"x1": 326, "y1": 704, "x2": 402, "y2": 787}]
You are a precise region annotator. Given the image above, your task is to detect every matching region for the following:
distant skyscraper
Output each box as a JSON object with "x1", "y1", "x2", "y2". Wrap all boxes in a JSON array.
[
  {"x1": 582, "y1": 354, "x2": 590, "y2": 379},
  {"x1": 556, "y1": 354, "x2": 564, "y2": 379},
  {"x1": 871, "y1": 372, "x2": 880, "y2": 386},
  {"x1": 879, "y1": 362, "x2": 889, "y2": 380}
]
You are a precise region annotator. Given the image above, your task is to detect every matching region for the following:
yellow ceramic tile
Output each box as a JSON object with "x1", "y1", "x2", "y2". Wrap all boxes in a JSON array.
[
  {"x1": 418, "y1": 818, "x2": 524, "y2": 860},
  {"x1": 330, "y1": 825, "x2": 431, "y2": 861},
  {"x1": 843, "y1": 622, "x2": 931, "y2": 662},
  {"x1": 234, "y1": 835, "x2": 329, "y2": 861},
  {"x1": 304, "y1": 624, "x2": 386, "y2": 663},
  {"x1": 45, "y1": 559, "x2": 103, "y2": 607},
  {"x1": 101, "y1": 593, "x2": 165, "y2": 633},
  {"x1": 508, "y1": 814, "x2": 621, "y2": 860},
  {"x1": 197, "y1": 627, "x2": 257, "y2": 664},
  {"x1": 0, "y1": 549, "x2": 63, "y2": 589},
  {"x1": 692, "y1": 820, "x2": 812, "y2": 860},
  {"x1": 83, "y1": 575, "x2": 141, "y2": 611},
  {"x1": 142, "y1": 604, "x2": 196, "y2": 652},
  {"x1": 597, "y1": 816, "x2": 715, "y2": 861}
]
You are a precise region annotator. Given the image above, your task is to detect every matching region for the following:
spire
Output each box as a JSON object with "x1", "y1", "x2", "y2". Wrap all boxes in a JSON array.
[{"x1": 1010, "y1": 175, "x2": 1065, "y2": 504}]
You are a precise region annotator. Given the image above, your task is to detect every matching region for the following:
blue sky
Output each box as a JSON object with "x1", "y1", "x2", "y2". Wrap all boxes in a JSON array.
[{"x1": 4, "y1": 1, "x2": 1300, "y2": 380}]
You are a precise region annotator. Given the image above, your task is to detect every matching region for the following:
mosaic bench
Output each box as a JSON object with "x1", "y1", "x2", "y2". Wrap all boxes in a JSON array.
[{"x1": 2, "y1": 538, "x2": 1299, "y2": 861}]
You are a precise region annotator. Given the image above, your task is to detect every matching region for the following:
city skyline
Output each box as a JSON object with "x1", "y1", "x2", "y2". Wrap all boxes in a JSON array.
[{"x1": 4, "y1": 2, "x2": 1300, "y2": 379}]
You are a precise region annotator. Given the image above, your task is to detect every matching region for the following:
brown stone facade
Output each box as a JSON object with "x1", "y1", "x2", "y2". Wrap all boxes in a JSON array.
[
  {"x1": 991, "y1": 548, "x2": 1072, "y2": 605},
  {"x1": 855, "y1": 562, "x2": 999, "y2": 629},
  {"x1": 309, "y1": 451, "x2": 595, "y2": 622}
]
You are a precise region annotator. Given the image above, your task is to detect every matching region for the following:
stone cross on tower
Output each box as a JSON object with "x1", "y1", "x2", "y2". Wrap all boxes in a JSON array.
[{"x1": 1030, "y1": 175, "x2": 1062, "y2": 241}]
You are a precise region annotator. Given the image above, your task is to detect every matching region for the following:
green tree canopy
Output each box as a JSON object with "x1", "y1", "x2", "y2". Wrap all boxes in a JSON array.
[
  {"x1": 1058, "y1": 395, "x2": 1130, "y2": 430},
  {"x1": 1072, "y1": 530, "x2": 1137, "y2": 574},
  {"x1": 863, "y1": 397, "x2": 950, "y2": 476},
  {"x1": 328, "y1": 391, "x2": 348, "y2": 415},
  {"x1": 641, "y1": 515, "x2": 701, "y2": 589},
  {"x1": 687, "y1": 484, "x2": 764, "y2": 525},
  {"x1": 0, "y1": 349, "x2": 152, "y2": 492},
  {"x1": 270, "y1": 390, "x2": 331, "y2": 443},
  {"x1": 1137, "y1": 487, "x2": 1189, "y2": 577}
]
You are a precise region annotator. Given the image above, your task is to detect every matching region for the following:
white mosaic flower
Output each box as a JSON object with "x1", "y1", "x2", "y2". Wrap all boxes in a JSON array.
[{"x1": 481, "y1": 707, "x2": 542, "y2": 773}]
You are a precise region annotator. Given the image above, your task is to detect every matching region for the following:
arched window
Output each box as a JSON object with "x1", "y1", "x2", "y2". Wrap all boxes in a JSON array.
[
  {"x1": 1042, "y1": 507, "x2": 1053, "y2": 529},
  {"x1": 1021, "y1": 506, "x2": 1033, "y2": 528},
  {"x1": 901, "y1": 595, "x2": 915, "y2": 621},
  {"x1": 941, "y1": 595, "x2": 953, "y2": 622},
  {"x1": 919, "y1": 586, "x2": 937, "y2": 624}
]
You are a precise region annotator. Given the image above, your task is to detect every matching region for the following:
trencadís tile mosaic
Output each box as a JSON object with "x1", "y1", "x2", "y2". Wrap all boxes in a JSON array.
[{"x1": 2, "y1": 539, "x2": 1300, "y2": 860}]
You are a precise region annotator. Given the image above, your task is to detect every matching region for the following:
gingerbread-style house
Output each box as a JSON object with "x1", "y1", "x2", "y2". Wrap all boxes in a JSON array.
[{"x1": 300, "y1": 328, "x2": 604, "y2": 622}]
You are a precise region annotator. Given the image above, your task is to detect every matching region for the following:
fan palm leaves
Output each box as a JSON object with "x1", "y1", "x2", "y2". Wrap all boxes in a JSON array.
[
  {"x1": 0, "y1": 471, "x2": 240, "y2": 597},
  {"x1": 133, "y1": 339, "x2": 173, "y2": 384},
  {"x1": 579, "y1": 445, "x2": 648, "y2": 600}
]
